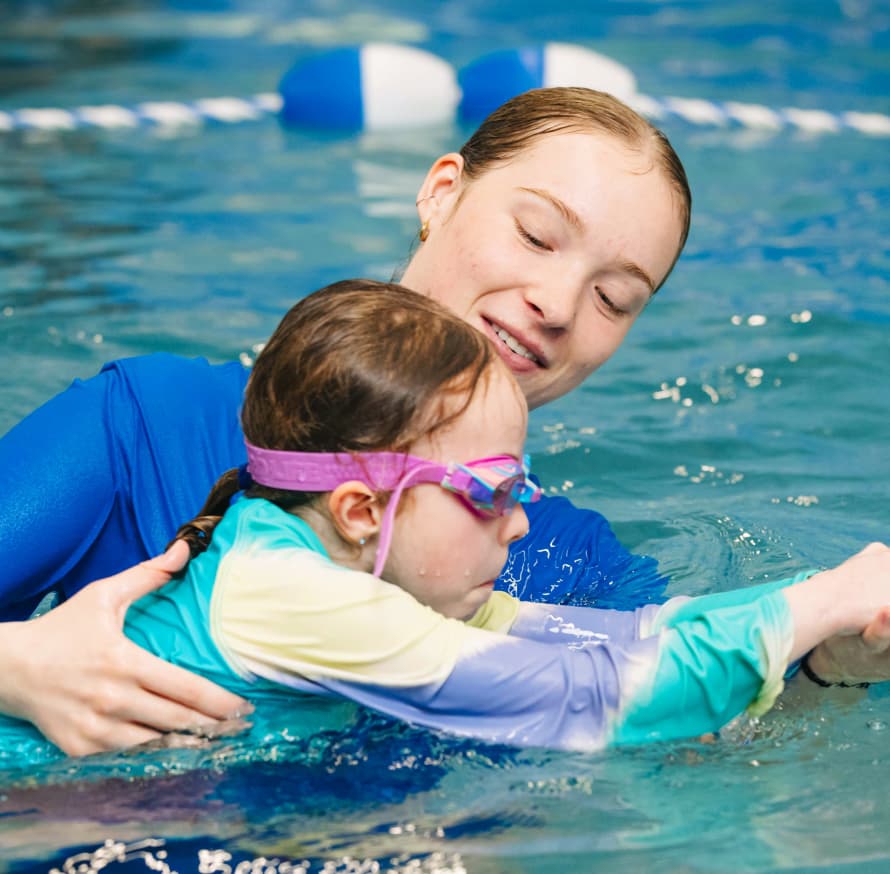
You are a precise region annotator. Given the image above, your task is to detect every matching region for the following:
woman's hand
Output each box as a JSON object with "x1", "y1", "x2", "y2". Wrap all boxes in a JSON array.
[
  {"x1": 783, "y1": 542, "x2": 890, "y2": 663},
  {"x1": 0, "y1": 542, "x2": 251, "y2": 756},
  {"x1": 805, "y1": 605, "x2": 890, "y2": 686}
]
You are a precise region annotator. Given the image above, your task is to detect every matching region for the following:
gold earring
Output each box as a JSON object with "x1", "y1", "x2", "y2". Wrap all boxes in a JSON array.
[{"x1": 419, "y1": 221, "x2": 430, "y2": 242}]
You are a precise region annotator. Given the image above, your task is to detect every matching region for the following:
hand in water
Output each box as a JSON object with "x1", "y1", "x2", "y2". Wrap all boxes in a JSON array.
[
  {"x1": 808, "y1": 606, "x2": 890, "y2": 686},
  {"x1": 800, "y1": 543, "x2": 890, "y2": 686},
  {"x1": 0, "y1": 541, "x2": 252, "y2": 756}
]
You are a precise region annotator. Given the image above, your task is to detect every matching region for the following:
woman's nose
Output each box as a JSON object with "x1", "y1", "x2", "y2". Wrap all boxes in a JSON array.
[{"x1": 523, "y1": 276, "x2": 582, "y2": 330}]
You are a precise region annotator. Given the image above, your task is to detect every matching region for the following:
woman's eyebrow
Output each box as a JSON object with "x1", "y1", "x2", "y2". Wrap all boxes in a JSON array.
[
  {"x1": 517, "y1": 186, "x2": 583, "y2": 230},
  {"x1": 620, "y1": 259, "x2": 656, "y2": 294}
]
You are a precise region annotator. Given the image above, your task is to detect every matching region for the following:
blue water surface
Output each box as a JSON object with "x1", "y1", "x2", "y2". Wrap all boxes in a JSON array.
[{"x1": 1, "y1": 1, "x2": 889, "y2": 871}]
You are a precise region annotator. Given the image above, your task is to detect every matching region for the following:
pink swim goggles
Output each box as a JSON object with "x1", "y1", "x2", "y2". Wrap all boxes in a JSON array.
[{"x1": 245, "y1": 441, "x2": 541, "y2": 576}]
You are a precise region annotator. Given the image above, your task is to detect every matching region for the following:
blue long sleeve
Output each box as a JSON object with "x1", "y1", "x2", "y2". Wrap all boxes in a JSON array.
[
  {"x1": 0, "y1": 354, "x2": 249, "y2": 619},
  {"x1": 499, "y1": 493, "x2": 669, "y2": 609}
]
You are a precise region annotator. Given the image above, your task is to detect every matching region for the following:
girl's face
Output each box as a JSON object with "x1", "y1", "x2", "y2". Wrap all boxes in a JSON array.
[
  {"x1": 381, "y1": 364, "x2": 530, "y2": 621},
  {"x1": 402, "y1": 131, "x2": 685, "y2": 410}
]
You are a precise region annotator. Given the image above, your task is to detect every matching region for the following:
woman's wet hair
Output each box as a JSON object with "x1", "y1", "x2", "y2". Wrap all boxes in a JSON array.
[
  {"x1": 459, "y1": 86, "x2": 691, "y2": 289},
  {"x1": 173, "y1": 279, "x2": 495, "y2": 556}
]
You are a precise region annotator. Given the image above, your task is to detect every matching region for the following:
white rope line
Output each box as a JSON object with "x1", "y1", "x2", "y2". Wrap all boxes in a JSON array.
[
  {"x1": 629, "y1": 93, "x2": 890, "y2": 135},
  {"x1": 0, "y1": 93, "x2": 283, "y2": 133},
  {"x1": 1, "y1": 90, "x2": 887, "y2": 136}
]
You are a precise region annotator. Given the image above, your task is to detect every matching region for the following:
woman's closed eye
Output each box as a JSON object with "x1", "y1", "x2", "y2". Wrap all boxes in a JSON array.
[
  {"x1": 515, "y1": 219, "x2": 552, "y2": 252},
  {"x1": 595, "y1": 287, "x2": 626, "y2": 316}
]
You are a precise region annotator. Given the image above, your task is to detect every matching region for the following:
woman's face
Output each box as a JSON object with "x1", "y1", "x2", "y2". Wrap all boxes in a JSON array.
[{"x1": 402, "y1": 131, "x2": 685, "y2": 410}]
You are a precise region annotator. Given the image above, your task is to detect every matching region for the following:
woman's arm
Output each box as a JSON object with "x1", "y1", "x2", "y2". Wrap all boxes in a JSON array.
[
  {"x1": 785, "y1": 544, "x2": 890, "y2": 687},
  {"x1": 0, "y1": 366, "x2": 127, "y2": 619},
  {"x1": 0, "y1": 353, "x2": 252, "y2": 752},
  {"x1": 802, "y1": 610, "x2": 890, "y2": 686},
  {"x1": 0, "y1": 353, "x2": 250, "y2": 618},
  {"x1": 0, "y1": 542, "x2": 250, "y2": 755},
  {"x1": 499, "y1": 492, "x2": 669, "y2": 610}
]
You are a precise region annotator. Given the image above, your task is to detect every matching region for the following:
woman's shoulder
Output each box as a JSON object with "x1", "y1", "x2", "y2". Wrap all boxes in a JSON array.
[{"x1": 97, "y1": 352, "x2": 250, "y2": 399}]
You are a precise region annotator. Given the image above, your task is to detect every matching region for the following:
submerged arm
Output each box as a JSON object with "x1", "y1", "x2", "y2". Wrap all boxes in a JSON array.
[{"x1": 498, "y1": 492, "x2": 669, "y2": 609}]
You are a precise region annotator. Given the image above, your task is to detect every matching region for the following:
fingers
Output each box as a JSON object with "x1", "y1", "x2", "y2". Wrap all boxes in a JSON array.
[
  {"x1": 92, "y1": 680, "x2": 240, "y2": 737},
  {"x1": 62, "y1": 721, "x2": 165, "y2": 758},
  {"x1": 862, "y1": 606, "x2": 890, "y2": 653},
  {"x1": 50, "y1": 647, "x2": 252, "y2": 755},
  {"x1": 151, "y1": 538, "x2": 192, "y2": 573},
  {"x1": 102, "y1": 541, "x2": 192, "y2": 609},
  {"x1": 126, "y1": 642, "x2": 252, "y2": 723},
  {"x1": 38, "y1": 662, "x2": 250, "y2": 756}
]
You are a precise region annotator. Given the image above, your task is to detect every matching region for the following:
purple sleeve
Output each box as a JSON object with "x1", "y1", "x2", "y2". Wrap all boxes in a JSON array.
[{"x1": 508, "y1": 600, "x2": 661, "y2": 646}]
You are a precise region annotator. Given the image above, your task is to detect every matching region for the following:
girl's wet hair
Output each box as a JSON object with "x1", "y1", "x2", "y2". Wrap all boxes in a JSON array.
[
  {"x1": 173, "y1": 279, "x2": 495, "y2": 556},
  {"x1": 459, "y1": 87, "x2": 691, "y2": 289}
]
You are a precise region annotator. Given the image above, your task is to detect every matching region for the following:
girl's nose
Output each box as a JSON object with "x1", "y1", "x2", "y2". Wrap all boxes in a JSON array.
[{"x1": 503, "y1": 504, "x2": 530, "y2": 546}]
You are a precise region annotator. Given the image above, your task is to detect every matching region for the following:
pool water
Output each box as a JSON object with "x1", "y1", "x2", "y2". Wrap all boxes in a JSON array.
[{"x1": 1, "y1": 1, "x2": 889, "y2": 871}]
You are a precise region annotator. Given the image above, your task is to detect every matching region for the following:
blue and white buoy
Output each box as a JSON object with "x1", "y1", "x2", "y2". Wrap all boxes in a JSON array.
[
  {"x1": 458, "y1": 42, "x2": 638, "y2": 123},
  {"x1": 278, "y1": 43, "x2": 460, "y2": 131}
]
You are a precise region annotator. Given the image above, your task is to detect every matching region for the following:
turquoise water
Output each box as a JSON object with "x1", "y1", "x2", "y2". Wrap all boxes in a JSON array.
[{"x1": 1, "y1": 1, "x2": 889, "y2": 871}]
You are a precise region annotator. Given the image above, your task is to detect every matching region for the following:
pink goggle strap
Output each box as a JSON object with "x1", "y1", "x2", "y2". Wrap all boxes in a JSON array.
[{"x1": 245, "y1": 441, "x2": 444, "y2": 576}]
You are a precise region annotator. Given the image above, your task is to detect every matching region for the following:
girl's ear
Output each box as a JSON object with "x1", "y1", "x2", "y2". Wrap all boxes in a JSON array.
[
  {"x1": 327, "y1": 481, "x2": 381, "y2": 546},
  {"x1": 415, "y1": 152, "x2": 464, "y2": 224}
]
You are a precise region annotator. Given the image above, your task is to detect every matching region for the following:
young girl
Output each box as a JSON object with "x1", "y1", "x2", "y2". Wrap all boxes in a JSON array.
[{"x1": 2, "y1": 278, "x2": 888, "y2": 764}]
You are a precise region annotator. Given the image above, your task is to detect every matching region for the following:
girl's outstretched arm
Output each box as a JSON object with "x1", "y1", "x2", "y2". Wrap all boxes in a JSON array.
[{"x1": 214, "y1": 542, "x2": 890, "y2": 751}]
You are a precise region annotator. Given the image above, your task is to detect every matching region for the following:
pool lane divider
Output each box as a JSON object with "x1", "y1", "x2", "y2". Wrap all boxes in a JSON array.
[{"x1": 2, "y1": 42, "x2": 888, "y2": 137}]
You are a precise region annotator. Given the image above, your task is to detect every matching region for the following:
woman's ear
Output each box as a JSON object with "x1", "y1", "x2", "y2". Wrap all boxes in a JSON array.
[
  {"x1": 327, "y1": 482, "x2": 381, "y2": 546},
  {"x1": 415, "y1": 152, "x2": 464, "y2": 224}
]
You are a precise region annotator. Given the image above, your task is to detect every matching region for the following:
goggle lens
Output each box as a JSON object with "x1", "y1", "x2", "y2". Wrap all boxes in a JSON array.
[{"x1": 443, "y1": 456, "x2": 540, "y2": 517}]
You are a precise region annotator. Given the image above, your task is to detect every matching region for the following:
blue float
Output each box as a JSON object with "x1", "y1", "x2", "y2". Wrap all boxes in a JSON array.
[
  {"x1": 458, "y1": 43, "x2": 638, "y2": 123},
  {"x1": 278, "y1": 43, "x2": 460, "y2": 131}
]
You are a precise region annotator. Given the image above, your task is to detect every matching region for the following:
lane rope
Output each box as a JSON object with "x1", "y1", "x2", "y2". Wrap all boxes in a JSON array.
[
  {"x1": 5, "y1": 91, "x2": 887, "y2": 136},
  {"x1": 2, "y1": 43, "x2": 887, "y2": 137},
  {"x1": 0, "y1": 94, "x2": 283, "y2": 132}
]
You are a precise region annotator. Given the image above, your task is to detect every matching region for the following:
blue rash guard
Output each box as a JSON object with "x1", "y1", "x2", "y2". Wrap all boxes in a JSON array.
[{"x1": 0, "y1": 354, "x2": 667, "y2": 621}]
